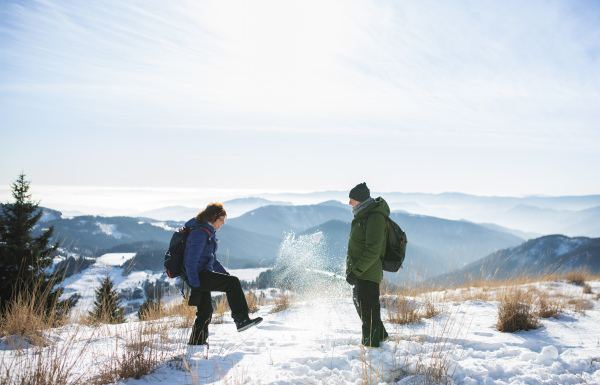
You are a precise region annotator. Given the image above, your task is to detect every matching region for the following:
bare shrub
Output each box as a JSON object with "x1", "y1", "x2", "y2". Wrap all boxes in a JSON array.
[
  {"x1": 565, "y1": 270, "x2": 587, "y2": 286},
  {"x1": 496, "y1": 288, "x2": 540, "y2": 332}
]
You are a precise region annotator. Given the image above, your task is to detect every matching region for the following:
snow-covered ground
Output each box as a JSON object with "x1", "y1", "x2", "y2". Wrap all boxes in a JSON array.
[
  {"x1": 62, "y1": 252, "x2": 164, "y2": 313},
  {"x1": 58, "y1": 253, "x2": 270, "y2": 316},
  {"x1": 2, "y1": 279, "x2": 599, "y2": 384}
]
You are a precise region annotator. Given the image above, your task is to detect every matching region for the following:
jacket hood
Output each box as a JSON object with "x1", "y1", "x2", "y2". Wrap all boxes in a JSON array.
[{"x1": 356, "y1": 197, "x2": 390, "y2": 218}]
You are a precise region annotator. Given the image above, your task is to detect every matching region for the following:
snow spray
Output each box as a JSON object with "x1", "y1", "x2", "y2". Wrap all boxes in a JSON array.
[{"x1": 272, "y1": 232, "x2": 349, "y2": 300}]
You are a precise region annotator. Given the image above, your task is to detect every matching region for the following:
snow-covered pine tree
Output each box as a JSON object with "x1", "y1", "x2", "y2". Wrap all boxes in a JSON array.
[
  {"x1": 0, "y1": 173, "x2": 78, "y2": 316},
  {"x1": 89, "y1": 274, "x2": 126, "y2": 324}
]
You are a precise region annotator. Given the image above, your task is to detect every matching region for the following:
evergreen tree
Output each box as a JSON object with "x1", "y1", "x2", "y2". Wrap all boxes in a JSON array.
[
  {"x1": 89, "y1": 274, "x2": 126, "y2": 324},
  {"x1": 0, "y1": 173, "x2": 77, "y2": 315}
]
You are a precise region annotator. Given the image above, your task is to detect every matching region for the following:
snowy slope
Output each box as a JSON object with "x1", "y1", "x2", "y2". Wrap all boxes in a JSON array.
[
  {"x1": 431, "y1": 235, "x2": 600, "y2": 286},
  {"x1": 3, "y1": 280, "x2": 599, "y2": 384},
  {"x1": 61, "y1": 252, "x2": 164, "y2": 313},
  {"x1": 59, "y1": 254, "x2": 270, "y2": 315}
]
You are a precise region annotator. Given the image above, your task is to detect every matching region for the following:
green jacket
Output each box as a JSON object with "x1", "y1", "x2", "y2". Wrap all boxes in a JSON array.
[{"x1": 346, "y1": 197, "x2": 390, "y2": 283}]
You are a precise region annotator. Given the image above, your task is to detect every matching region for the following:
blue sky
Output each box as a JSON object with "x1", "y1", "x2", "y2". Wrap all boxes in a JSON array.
[{"x1": 1, "y1": 0, "x2": 599, "y2": 208}]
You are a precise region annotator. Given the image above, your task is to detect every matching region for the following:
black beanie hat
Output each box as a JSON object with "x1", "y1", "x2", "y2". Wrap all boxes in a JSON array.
[{"x1": 349, "y1": 182, "x2": 370, "y2": 202}]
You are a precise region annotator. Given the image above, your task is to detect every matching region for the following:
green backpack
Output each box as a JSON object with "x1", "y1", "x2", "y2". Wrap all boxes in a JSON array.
[{"x1": 361, "y1": 211, "x2": 408, "y2": 272}]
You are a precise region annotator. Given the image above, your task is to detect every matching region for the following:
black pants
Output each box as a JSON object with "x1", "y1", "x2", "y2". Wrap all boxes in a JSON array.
[
  {"x1": 188, "y1": 270, "x2": 249, "y2": 345},
  {"x1": 352, "y1": 278, "x2": 388, "y2": 348}
]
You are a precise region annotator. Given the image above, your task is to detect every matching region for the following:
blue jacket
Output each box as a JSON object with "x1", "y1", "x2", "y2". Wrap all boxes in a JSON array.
[{"x1": 182, "y1": 218, "x2": 228, "y2": 288}]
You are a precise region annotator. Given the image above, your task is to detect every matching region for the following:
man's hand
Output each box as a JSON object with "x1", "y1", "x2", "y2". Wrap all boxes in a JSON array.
[{"x1": 346, "y1": 271, "x2": 358, "y2": 286}]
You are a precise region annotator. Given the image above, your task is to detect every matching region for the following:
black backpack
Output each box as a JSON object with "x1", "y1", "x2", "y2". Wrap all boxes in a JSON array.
[
  {"x1": 361, "y1": 211, "x2": 408, "y2": 272},
  {"x1": 164, "y1": 225, "x2": 211, "y2": 279}
]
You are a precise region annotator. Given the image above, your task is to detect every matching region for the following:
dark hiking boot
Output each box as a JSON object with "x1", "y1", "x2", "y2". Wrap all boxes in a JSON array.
[{"x1": 235, "y1": 317, "x2": 263, "y2": 332}]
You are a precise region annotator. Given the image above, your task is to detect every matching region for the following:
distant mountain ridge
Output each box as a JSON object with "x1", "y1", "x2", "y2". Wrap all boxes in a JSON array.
[
  {"x1": 256, "y1": 191, "x2": 600, "y2": 237},
  {"x1": 36, "y1": 193, "x2": 597, "y2": 285},
  {"x1": 44, "y1": 192, "x2": 599, "y2": 237},
  {"x1": 226, "y1": 204, "x2": 353, "y2": 238},
  {"x1": 34, "y1": 209, "x2": 278, "y2": 268},
  {"x1": 137, "y1": 197, "x2": 292, "y2": 221},
  {"x1": 429, "y1": 234, "x2": 600, "y2": 286}
]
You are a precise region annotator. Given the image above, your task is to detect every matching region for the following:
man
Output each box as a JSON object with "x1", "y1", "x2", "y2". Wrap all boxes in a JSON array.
[{"x1": 346, "y1": 182, "x2": 389, "y2": 348}]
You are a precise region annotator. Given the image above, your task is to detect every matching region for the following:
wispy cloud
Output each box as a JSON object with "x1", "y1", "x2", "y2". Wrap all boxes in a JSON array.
[{"x1": 1, "y1": 0, "x2": 599, "y2": 195}]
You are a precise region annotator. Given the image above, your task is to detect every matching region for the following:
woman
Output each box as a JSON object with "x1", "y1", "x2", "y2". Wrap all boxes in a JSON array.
[{"x1": 183, "y1": 202, "x2": 262, "y2": 346}]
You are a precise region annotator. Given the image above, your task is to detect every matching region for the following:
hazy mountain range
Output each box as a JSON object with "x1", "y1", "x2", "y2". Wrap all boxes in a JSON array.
[
  {"x1": 429, "y1": 234, "x2": 600, "y2": 286},
  {"x1": 126, "y1": 191, "x2": 599, "y2": 237},
  {"x1": 33, "y1": 192, "x2": 599, "y2": 285},
  {"x1": 137, "y1": 197, "x2": 293, "y2": 221}
]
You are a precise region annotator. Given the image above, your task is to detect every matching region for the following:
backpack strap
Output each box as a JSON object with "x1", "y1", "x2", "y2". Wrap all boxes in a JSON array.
[
  {"x1": 360, "y1": 211, "x2": 389, "y2": 233},
  {"x1": 184, "y1": 225, "x2": 213, "y2": 243}
]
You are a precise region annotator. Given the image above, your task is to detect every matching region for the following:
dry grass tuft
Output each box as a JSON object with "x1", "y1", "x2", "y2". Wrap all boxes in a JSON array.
[
  {"x1": 421, "y1": 296, "x2": 444, "y2": 320},
  {"x1": 245, "y1": 291, "x2": 260, "y2": 314},
  {"x1": 269, "y1": 291, "x2": 291, "y2": 314},
  {"x1": 386, "y1": 307, "x2": 468, "y2": 385},
  {"x1": 162, "y1": 295, "x2": 196, "y2": 328},
  {"x1": 0, "y1": 283, "x2": 70, "y2": 348},
  {"x1": 92, "y1": 323, "x2": 176, "y2": 384},
  {"x1": 582, "y1": 284, "x2": 593, "y2": 294},
  {"x1": 567, "y1": 298, "x2": 591, "y2": 314},
  {"x1": 138, "y1": 299, "x2": 164, "y2": 321},
  {"x1": 496, "y1": 288, "x2": 540, "y2": 332},
  {"x1": 385, "y1": 296, "x2": 421, "y2": 325},
  {"x1": 212, "y1": 295, "x2": 230, "y2": 324},
  {"x1": 534, "y1": 291, "x2": 563, "y2": 319},
  {"x1": 565, "y1": 270, "x2": 587, "y2": 286},
  {"x1": 1, "y1": 325, "x2": 93, "y2": 385}
]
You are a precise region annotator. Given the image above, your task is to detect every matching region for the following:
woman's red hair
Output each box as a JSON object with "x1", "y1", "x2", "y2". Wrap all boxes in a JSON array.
[{"x1": 195, "y1": 202, "x2": 227, "y2": 223}]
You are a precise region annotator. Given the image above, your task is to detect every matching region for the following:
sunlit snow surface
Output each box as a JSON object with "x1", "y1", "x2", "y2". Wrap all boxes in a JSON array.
[
  {"x1": 2, "y1": 281, "x2": 600, "y2": 384},
  {"x1": 3, "y1": 236, "x2": 600, "y2": 385}
]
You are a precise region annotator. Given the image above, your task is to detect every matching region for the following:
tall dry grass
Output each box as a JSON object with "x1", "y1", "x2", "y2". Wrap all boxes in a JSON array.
[
  {"x1": 91, "y1": 321, "x2": 182, "y2": 385},
  {"x1": 245, "y1": 291, "x2": 260, "y2": 314},
  {"x1": 1, "y1": 325, "x2": 95, "y2": 385},
  {"x1": 269, "y1": 289, "x2": 292, "y2": 314},
  {"x1": 565, "y1": 270, "x2": 588, "y2": 286},
  {"x1": 1, "y1": 281, "x2": 199, "y2": 385},
  {"x1": 358, "y1": 306, "x2": 469, "y2": 385},
  {"x1": 496, "y1": 286, "x2": 540, "y2": 332},
  {"x1": 212, "y1": 295, "x2": 231, "y2": 324},
  {"x1": 383, "y1": 292, "x2": 444, "y2": 325},
  {"x1": 0, "y1": 278, "x2": 72, "y2": 347}
]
